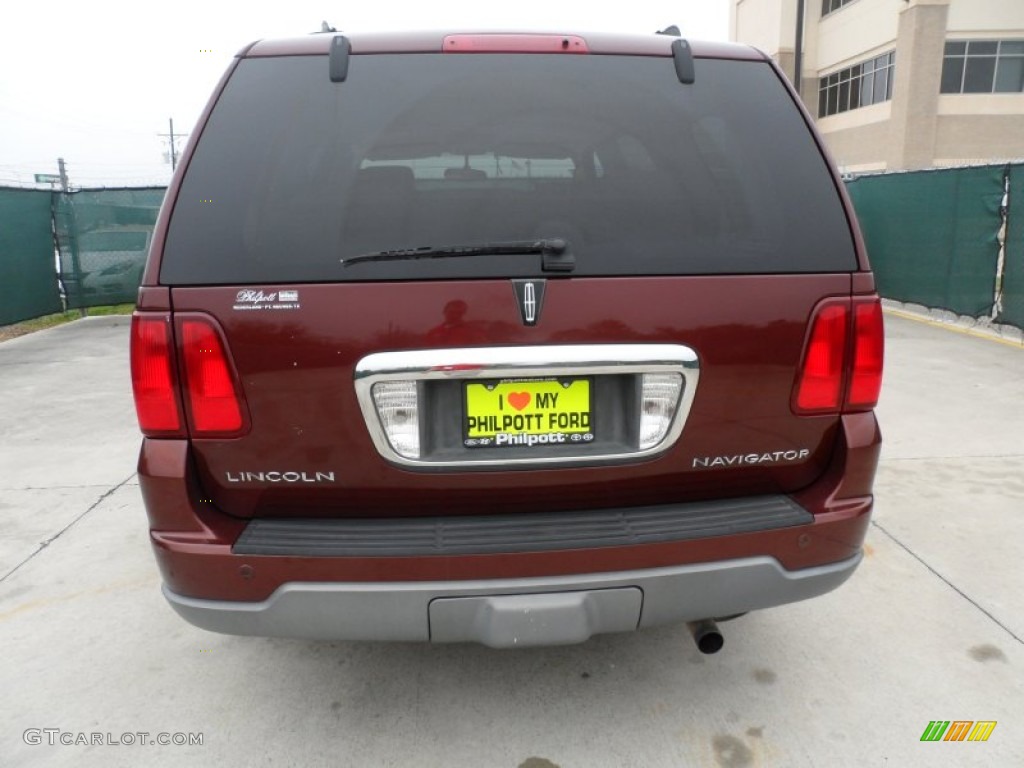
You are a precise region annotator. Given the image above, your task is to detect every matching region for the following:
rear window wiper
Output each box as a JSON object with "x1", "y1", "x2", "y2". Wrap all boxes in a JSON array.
[{"x1": 341, "y1": 238, "x2": 575, "y2": 272}]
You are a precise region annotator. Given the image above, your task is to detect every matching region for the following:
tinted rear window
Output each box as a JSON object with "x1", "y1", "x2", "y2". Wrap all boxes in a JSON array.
[{"x1": 162, "y1": 53, "x2": 856, "y2": 283}]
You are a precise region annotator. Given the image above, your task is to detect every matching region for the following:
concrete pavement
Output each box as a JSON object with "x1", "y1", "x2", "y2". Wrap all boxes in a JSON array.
[{"x1": 1, "y1": 314, "x2": 1021, "y2": 767}]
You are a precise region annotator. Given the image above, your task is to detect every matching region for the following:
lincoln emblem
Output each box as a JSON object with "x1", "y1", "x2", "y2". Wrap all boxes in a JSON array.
[{"x1": 512, "y1": 279, "x2": 546, "y2": 326}]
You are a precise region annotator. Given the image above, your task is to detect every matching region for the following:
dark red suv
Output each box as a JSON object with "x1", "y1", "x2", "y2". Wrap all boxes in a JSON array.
[{"x1": 130, "y1": 30, "x2": 883, "y2": 651}]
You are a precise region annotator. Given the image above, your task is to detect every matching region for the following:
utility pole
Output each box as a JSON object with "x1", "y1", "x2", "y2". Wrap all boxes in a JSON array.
[
  {"x1": 169, "y1": 118, "x2": 177, "y2": 171},
  {"x1": 57, "y1": 157, "x2": 86, "y2": 317},
  {"x1": 794, "y1": 0, "x2": 806, "y2": 98},
  {"x1": 158, "y1": 118, "x2": 188, "y2": 171},
  {"x1": 57, "y1": 157, "x2": 69, "y2": 192}
]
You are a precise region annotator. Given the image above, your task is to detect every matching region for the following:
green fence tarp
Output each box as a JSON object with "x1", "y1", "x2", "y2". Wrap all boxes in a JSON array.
[
  {"x1": 999, "y1": 164, "x2": 1024, "y2": 329},
  {"x1": 0, "y1": 187, "x2": 62, "y2": 325},
  {"x1": 847, "y1": 165, "x2": 1005, "y2": 318},
  {"x1": 53, "y1": 188, "x2": 165, "y2": 309}
]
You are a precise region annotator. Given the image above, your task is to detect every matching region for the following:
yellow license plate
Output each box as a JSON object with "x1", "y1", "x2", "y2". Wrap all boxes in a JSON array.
[{"x1": 464, "y1": 378, "x2": 593, "y2": 448}]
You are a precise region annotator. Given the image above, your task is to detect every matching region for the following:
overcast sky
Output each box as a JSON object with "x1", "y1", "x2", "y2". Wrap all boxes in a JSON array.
[{"x1": 0, "y1": 1, "x2": 729, "y2": 188}]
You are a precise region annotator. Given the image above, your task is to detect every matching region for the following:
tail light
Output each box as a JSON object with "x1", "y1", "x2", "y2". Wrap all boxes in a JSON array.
[
  {"x1": 847, "y1": 300, "x2": 885, "y2": 409},
  {"x1": 793, "y1": 297, "x2": 884, "y2": 415},
  {"x1": 130, "y1": 314, "x2": 183, "y2": 435},
  {"x1": 130, "y1": 312, "x2": 247, "y2": 438},
  {"x1": 794, "y1": 303, "x2": 848, "y2": 412},
  {"x1": 179, "y1": 318, "x2": 246, "y2": 436}
]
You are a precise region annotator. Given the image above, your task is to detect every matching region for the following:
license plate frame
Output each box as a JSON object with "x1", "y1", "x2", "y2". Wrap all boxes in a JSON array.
[{"x1": 463, "y1": 377, "x2": 594, "y2": 449}]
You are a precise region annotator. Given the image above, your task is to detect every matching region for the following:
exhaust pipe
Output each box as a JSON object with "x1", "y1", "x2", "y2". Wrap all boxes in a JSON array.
[{"x1": 687, "y1": 619, "x2": 724, "y2": 654}]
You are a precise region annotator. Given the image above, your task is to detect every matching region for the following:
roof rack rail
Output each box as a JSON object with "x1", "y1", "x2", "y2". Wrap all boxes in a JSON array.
[
  {"x1": 671, "y1": 38, "x2": 695, "y2": 84},
  {"x1": 329, "y1": 35, "x2": 351, "y2": 82}
]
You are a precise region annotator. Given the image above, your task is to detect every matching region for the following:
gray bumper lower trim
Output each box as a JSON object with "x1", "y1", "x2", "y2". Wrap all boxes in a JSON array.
[{"x1": 163, "y1": 553, "x2": 862, "y2": 646}]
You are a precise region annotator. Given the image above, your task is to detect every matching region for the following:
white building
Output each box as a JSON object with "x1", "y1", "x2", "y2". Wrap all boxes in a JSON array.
[{"x1": 730, "y1": 0, "x2": 1024, "y2": 171}]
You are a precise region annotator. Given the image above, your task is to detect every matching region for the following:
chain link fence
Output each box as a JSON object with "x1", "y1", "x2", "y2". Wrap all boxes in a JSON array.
[
  {"x1": 1001, "y1": 165, "x2": 1024, "y2": 328},
  {"x1": 845, "y1": 163, "x2": 1022, "y2": 329},
  {"x1": 0, "y1": 187, "x2": 62, "y2": 325},
  {"x1": 845, "y1": 165, "x2": 1004, "y2": 318},
  {"x1": 52, "y1": 188, "x2": 165, "y2": 309}
]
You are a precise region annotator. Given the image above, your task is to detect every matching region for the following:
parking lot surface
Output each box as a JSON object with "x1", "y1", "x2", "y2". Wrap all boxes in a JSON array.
[{"x1": 1, "y1": 314, "x2": 1022, "y2": 767}]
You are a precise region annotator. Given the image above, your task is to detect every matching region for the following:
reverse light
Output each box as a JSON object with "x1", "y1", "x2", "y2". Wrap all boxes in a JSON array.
[
  {"x1": 372, "y1": 380, "x2": 420, "y2": 458},
  {"x1": 130, "y1": 314, "x2": 183, "y2": 435},
  {"x1": 180, "y1": 319, "x2": 244, "y2": 435},
  {"x1": 639, "y1": 373, "x2": 684, "y2": 450}
]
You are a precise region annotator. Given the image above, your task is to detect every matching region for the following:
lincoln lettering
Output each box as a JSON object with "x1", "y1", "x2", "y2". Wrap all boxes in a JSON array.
[{"x1": 225, "y1": 471, "x2": 336, "y2": 483}]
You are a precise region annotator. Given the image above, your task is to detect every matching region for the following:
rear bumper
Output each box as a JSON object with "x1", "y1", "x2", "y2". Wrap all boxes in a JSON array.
[
  {"x1": 140, "y1": 411, "x2": 880, "y2": 641},
  {"x1": 163, "y1": 553, "x2": 862, "y2": 645}
]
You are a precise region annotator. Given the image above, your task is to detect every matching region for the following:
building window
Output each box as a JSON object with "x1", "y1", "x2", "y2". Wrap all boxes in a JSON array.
[
  {"x1": 818, "y1": 51, "x2": 895, "y2": 118},
  {"x1": 941, "y1": 40, "x2": 1024, "y2": 94},
  {"x1": 822, "y1": 0, "x2": 857, "y2": 17}
]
